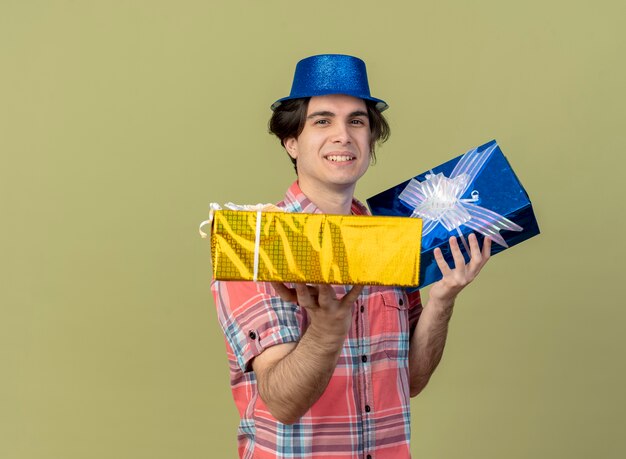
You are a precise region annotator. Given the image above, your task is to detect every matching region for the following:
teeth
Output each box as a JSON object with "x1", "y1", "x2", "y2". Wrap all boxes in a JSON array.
[{"x1": 327, "y1": 155, "x2": 354, "y2": 162}]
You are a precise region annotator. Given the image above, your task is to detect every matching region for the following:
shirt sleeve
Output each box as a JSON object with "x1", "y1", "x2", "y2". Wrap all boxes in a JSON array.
[
  {"x1": 211, "y1": 280, "x2": 304, "y2": 373},
  {"x1": 405, "y1": 289, "x2": 423, "y2": 335}
]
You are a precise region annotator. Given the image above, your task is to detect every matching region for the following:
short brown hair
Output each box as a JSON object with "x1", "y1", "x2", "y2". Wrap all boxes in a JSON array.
[{"x1": 268, "y1": 98, "x2": 390, "y2": 172}]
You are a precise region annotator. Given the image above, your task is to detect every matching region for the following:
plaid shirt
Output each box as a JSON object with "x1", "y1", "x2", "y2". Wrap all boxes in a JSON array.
[{"x1": 211, "y1": 181, "x2": 422, "y2": 459}]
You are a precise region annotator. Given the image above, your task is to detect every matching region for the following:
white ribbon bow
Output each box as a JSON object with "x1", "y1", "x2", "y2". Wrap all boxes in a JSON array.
[{"x1": 398, "y1": 143, "x2": 522, "y2": 251}]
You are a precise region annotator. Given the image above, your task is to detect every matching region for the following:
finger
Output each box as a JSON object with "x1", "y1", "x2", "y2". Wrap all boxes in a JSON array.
[
  {"x1": 433, "y1": 247, "x2": 452, "y2": 276},
  {"x1": 270, "y1": 282, "x2": 297, "y2": 303},
  {"x1": 307, "y1": 285, "x2": 322, "y2": 302},
  {"x1": 482, "y1": 236, "x2": 492, "y2": 262},
  {"x1": 316, "y1": 284, "x2": 338, "y2": 306},
  {"x1": 341, "y1": 284, "x2": 364, "y2": 306},
  {"x1": 467, "y1": 233, "x2": 483, "y2": 272},
  {"x1": 468, "y1": 233, "x2": 482, "y2": 262},
  {"x1": 468, "y1": 236, "x2": 492, "y2": 277},
  {"x1": 294, "y1": 283, "x2": 315, "y2": 307},
  {"x1": 449, "y1": 236, "x2": 466, "y2": 272}
]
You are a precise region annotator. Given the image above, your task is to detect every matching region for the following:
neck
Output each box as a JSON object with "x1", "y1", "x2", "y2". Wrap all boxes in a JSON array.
[{"x1": 297, "y1": 179, "x2": 356, "y2": 215}]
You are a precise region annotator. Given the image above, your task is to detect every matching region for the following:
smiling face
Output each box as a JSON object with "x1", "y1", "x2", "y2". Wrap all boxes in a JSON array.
[{"x1": 284, "y1": 94, "x2": 372, "y2": 197}]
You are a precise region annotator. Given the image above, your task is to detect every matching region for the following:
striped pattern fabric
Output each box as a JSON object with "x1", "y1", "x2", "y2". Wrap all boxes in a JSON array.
[{"x1": 211, "y1": 181, "x2": 422, "y2": 458}]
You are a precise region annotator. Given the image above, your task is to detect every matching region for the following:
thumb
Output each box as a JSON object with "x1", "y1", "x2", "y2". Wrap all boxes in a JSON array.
[{"x1": 341, "y1": 284, "x2": 364, "y2": 306}]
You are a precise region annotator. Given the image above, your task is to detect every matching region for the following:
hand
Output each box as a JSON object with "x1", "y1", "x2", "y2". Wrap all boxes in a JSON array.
[
  {"x1": 429, "y1": 233, "x2": 491, "y2": 304},
  {"x1": 271, "y1": 282, "x2": 364, "y2": 339}
]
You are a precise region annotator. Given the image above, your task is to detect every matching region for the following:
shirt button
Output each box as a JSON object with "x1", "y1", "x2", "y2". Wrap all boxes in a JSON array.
[
  {"x1": 365, "y1": 405, "x2": 371, "y2": 413},
  {"x1": 361, "y1": 355, "x2": 367, "y2": 363},
  {"x1": 399, "y1": 299, "x2": 404, "y2": 306},
  {"x1": 360, "y1": 305, "x2": 364, "y2": 313},
  {"x1": 248, "y1": 331, "x2": 257, "y2": 340},
  {"x1": 367, "y1": 455, "x2": 372, "y2": 459}
]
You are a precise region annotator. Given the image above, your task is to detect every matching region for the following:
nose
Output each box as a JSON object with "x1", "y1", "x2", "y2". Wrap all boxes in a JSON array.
[{"x1": 331, "y1": 122, "x2": 351, "y2": 144}]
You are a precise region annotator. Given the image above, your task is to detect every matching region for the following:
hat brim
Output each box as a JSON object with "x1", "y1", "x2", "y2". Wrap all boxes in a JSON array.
[{"x1": 271, "y1": 93, "x2": 388, "y2": 112}]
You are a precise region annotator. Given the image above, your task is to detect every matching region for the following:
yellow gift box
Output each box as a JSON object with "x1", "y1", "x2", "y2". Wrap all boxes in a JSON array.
[{"x1": 207, "y1": 209, "x2": 423, "y2": 287}]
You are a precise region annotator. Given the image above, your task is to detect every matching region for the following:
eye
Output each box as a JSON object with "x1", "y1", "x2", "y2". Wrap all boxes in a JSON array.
[
  {"x1": 350, "y1": 118, "x2": 366, "y2": 125},
  {"x1": 315, "y1": 119, "x2": 329, "y2": 125}
]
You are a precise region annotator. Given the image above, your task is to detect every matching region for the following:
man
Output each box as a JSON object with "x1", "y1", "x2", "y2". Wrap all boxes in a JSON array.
[{"x1": 211, "y1": 54, "x2": 491, "y2": 459}]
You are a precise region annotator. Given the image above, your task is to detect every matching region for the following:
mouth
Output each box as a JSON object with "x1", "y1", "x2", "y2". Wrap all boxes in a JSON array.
[{"x1": 323, "y1": 154, "x2": 356, "y2": 163}]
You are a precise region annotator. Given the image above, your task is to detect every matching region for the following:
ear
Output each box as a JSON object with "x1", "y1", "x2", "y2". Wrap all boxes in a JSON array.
[{"x1": 284, "y1": 138, "x2": 298, "y2": 160}]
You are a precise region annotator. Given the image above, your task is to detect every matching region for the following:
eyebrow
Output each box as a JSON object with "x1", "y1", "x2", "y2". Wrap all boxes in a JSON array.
[{"x1": 307, "y1": 110, "x2": 369, "y2": 119}]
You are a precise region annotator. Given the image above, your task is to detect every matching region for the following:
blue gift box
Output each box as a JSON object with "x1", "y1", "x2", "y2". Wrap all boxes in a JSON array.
[{"x1": 367, "y1": 140, "x2": 540, "y2": 289}]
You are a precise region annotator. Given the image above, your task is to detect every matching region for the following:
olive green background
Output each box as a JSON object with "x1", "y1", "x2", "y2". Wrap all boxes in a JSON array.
[{"x1": 1, "y1": 1, "x2": 624, "y2": 458}]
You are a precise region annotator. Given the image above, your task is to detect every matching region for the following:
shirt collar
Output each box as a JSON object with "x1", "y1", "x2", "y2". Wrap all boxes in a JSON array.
[{"x1": 278, "y1": 181, "x2": 370, "y2": 216}]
